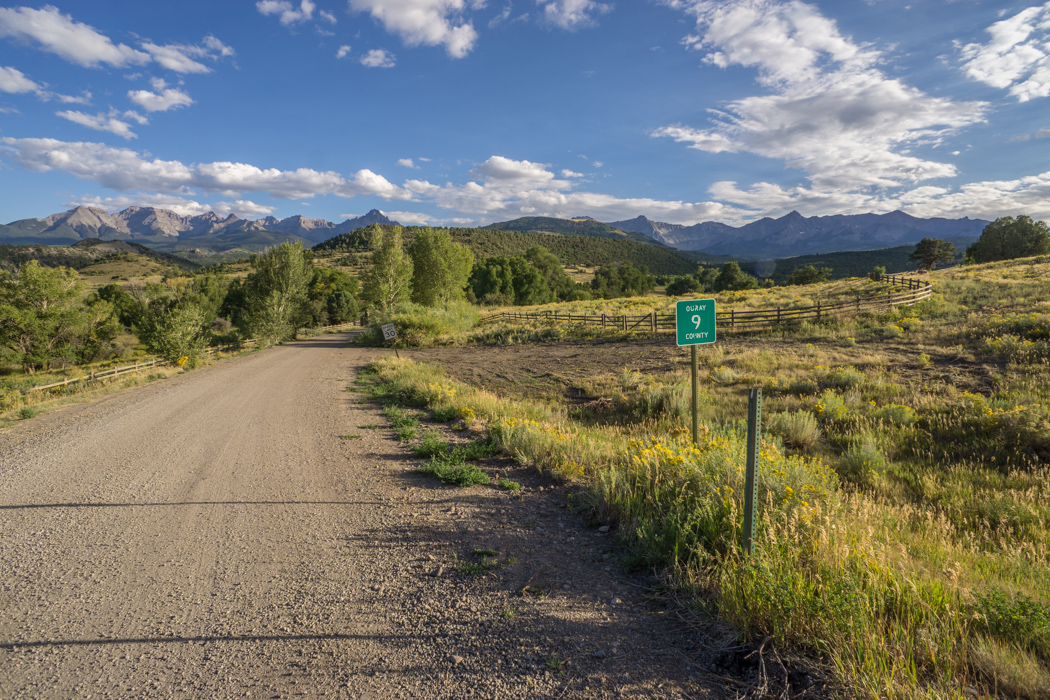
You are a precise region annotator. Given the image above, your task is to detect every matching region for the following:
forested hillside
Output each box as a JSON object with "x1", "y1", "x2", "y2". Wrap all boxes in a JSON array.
[{"x1": 313, "y1": 225, "x2": 697, "y2": 276}]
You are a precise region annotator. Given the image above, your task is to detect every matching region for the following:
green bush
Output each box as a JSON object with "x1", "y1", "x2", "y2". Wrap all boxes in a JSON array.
[
  {"x1": 766, "y1": 410, "x2": 821, "y2": 450},
  {"x1": 822, "y1": 367, "x2": 866, "y2": 390},
  {"x1": 416, "y1": 456, "x2": 491, "y2": 486},
  {"x1": 814, "y1": 390, "x2": 850, "y2": 422},
  {"x1": 972, "y1": 590, "x2": 1050, "y2": 661},
  {"x1": 785, "y1": 378, "x2": 819, "y2": 396},
  {"x1": 872, "y1": 403, "x2": 917, "y2": 425},
  {"x1": 837, "y1": 435, "x2": 888, "y2": 485},
  {"x1": 413, "y1": 430, "x2": 449, "y2": 458}
]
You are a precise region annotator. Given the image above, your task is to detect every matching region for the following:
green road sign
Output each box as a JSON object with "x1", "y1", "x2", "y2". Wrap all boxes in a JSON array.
[{"x1": 676, "y1": 299, "x2": 716, "y2": 346}]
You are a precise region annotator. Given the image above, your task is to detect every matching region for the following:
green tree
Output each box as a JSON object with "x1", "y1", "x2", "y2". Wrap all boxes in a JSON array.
[
  {"x1": 0, "y1": 261, "x2": 110, "y2": 373},
  {"x1": 591, "y1": 261, "x2": 655, "y2": 299},
  {"x1": 308, "y1": 268, "x2": 360, "y2": 325},
  {"x1": 787, "y1": 264, "x2": 833, "y2": 285},
  {"x1": 361, "y1": 225, "x2": 413, "y2": 313},
  {"x1": 966, "y1": 216, "x2": 1050, "y2": 263},
  {"x1": 712, "y1": 262, "x2": 759, "y2": 292},
  {"x1": 409, "y1": 228, "x2": 474, "y2": 307},
  {"x1": 469, "y1": 256, "x2": 517, "y2": 305},
  {"x1": 909, "y1": 238, "x2": 956, "y2": 271},
  {"x1": 137, "y1": 303, "x2": 207, "y2": 364},
  {"x1": 243, "y1": 241, "x2": 313, "y2": 342},
  {"x1": 523, "y1": 246, "x2": 574, "y2": 299},
  {"x1": 665, "y1": 275, "x2": 704, "y2": 297}
]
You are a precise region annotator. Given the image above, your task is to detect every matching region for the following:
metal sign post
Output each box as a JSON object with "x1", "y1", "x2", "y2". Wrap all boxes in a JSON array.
[
  {"x1": 743, "y1": 387, "x2": 761, "y2": 556},
  {"x1": 675, "y1": 299, "x2": 716, "y2": 445}
]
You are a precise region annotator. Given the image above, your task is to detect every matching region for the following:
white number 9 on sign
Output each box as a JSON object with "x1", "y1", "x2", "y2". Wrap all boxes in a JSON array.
[{"x1": 692, "y1": 314, "x2": 702, "y2": 329}]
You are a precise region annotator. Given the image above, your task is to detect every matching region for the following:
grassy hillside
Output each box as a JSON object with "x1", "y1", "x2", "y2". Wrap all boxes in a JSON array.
[
  {"x1": 367, "y1": 254, "x2": 1050, "y2": 697},
  {"x1": 313, "y1": 225, "x2": 697, "y2": 276},
  {"x1": 769, "y1": 238, "x2": 976, "y2": 283},
  {"x1": 1, "y1": 239, "x2": 198, "y2": 275}
]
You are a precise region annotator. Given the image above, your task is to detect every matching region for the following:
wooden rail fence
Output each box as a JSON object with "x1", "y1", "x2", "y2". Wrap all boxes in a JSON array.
[
  {"x1": 20, "y1": 319, "x2": 364, "y2": 395},
  {"x1": 478, "y1": 274, "x2": 932, "y2": 335}
]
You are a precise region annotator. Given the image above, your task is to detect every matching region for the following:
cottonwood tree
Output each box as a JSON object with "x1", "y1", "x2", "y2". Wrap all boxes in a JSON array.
[
  {"x1": 243, "y1": 241, "x2": 313, "y2": 343},
  {"x1": 0, "y1": 261, "x2": 118, "y2": 373},
  {"x1": 787, "y1": 264, "x2": 833, "y2": 285},
  {"x1": 909, "y1": 238, "x2": 956, "y2": 270},
  {"x1": 362, "y1": 226, "x2": 413, "y2": 312},
  {"x1": 409, "y1": 228, "x2": 473, "y2": 307},
  {"x1": 137, "y1": 303, "x2": 208, "y2": 364},
  {"x1": 712, "y1": 262, "x2": 759, "y2": 292},
  {"x1": 966, "y1": 216, "x2": 1050, "y2": 263}
]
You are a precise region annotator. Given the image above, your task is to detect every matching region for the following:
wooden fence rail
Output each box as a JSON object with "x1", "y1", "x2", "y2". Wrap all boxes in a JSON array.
[
  {"x1": 478, "y1": 275, "x2": 932, "y2": 335},
  {"x1": 21, "y1": 319, "x2": 365, "y2": 395}
]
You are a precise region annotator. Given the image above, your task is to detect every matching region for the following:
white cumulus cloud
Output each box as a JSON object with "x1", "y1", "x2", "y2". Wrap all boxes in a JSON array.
[
  {"x1": 348, "y1": 0, "x2": 479, "y2": 58},
  {"x1": 411, "y1": 155, "x2": 740, "y2": 224},
  {"x1": 0, "y1": 5, "x2": 150, "y2": 68},
  {"x1": 128, "y1": 79, "x2": 194, "y2": 112},
  {"x1": 56, "y1": 91, "x2": 93, "y2": 105},
  {"x1": 655, "y1": 0, "x2": 988, "y2": 190},
  {"x1": 958, "y1": 3, "x2": 1050, "y2": 102},
  {"x1": 73, "y1": 194, "x2": 278, "y2": 219},
  {"x1": 537, "y1": 0, "x2": 611, "y2": 30},
  {"x1": 256, "y1": 0, "x2": 316, "y2": 25},
  {"x1": 398, "y1": 158, "x2": 419, "y2": 168},
  {"x1": 360, "y1": 48, "x2": 396, "y2": 68},
  {"x1": 336, "y1": 45, "x2": 352, "y2": 58},
  {"x1": 0, "y1": 65, "x2": 41, "y2": 94},
  {"x1": 0, "y1": 137, "x2": 410, "y2": 201},
  {"x1": 56, "y1": 110, "x2": 138, "y2": 140}
]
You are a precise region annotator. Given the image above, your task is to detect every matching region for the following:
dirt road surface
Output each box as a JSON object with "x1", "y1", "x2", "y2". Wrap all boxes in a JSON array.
[{"x1": 0, "y1": 333, "x2": 800, "y2": 699}]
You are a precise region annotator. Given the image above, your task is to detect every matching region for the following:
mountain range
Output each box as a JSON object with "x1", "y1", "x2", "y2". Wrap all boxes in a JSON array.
[
  {"x1": 0, "y1": 206, "x2": 990, "y2": 259},
  {"x1": 0, "y1": 206, "x2": 400, "y2": 252},
  {"x1": 607, "y1": 211, "x2": 989, "y2": 257}
]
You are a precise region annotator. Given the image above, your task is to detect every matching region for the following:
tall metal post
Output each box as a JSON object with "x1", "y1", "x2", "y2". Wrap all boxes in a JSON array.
[
  {"x1": 743, "y1": 387, "x2": 762, "y2": 555},
  {"x1": 691, "y1": 345, "x2": 699, "y2": 445}
]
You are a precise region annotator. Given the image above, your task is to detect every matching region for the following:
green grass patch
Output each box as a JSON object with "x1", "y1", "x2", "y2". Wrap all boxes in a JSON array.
[
  {"x1": 339, "y1": 434, "x2": 362, "y2": 440},
  {"x1": 416, "y1": 454, "x2": 491, "y2": 487},
  {"x1": 413, "y1": 430, "x2": 449, "y2": 458},
  {"x1": 498, "y1": 479, "x2": 521, "y2": 491}
]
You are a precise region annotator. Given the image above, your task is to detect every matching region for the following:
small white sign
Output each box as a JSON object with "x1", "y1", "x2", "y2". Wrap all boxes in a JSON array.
[{"x1": 381, "y1": 323, "x2": 397, "y2": 341}]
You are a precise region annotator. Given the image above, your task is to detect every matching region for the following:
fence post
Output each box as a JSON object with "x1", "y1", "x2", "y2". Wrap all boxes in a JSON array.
[
  {"x1": 650, "y1": 312, "x2": 656, "y2": 332},
  {"x1": 602, "y1": 313, "x2": 606, "y2": 329},
  {"x1": 777, "y1": 306, "x2": 781, "y2": 325},
  {"x1": 622, "y1": 315, "x2": 627, "y2": 331},
  {"x1": 743, "y1": 387, "x2": 762, "y2": 556},
  {"x1": 731, "y1": 309, "x2": 735, "y2": 329},
  {"x1": 817, "y1": 301, "x2": 821, "y2": 321}
]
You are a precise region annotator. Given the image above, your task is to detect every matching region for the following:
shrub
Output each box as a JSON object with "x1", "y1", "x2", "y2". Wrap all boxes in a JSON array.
[
  {"x1": 813, "y1": 390, "x2": 850, "y2": 422},
  {"x1": 416, "y1": 455, "x2": 491, "y2": 486},
  {"x1": 872, "y1": 403, "x2": 917, "y2": 425},
  {"x1": 822, "y1": 367, "x2": 865, "y2": 390},
  {"x1": 413, "y1": 430, "x2": 449, "y2": 458},
  {"x1": 882, "y1": 325, "x2": 903, "y2": 339},
  {"x1": 785, "y1": 378, "x2": 819, "y2": 396},
  {"x1": 765, "y1": 410, "x2": 821, "y2": 450},
  {"x1": 837, "y1": 435, "x2": 888, "y2": 485},
  {"x1": 709, "y1": 367, "x2": 737, "y2": 385}
]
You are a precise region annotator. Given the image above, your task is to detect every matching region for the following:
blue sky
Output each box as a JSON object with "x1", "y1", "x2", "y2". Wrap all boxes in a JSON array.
[{"x1": 0, "y1": 0, "x2": 1048, "y2": 227}]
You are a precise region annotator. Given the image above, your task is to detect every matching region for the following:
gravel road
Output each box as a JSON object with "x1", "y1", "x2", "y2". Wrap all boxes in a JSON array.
[{"x1": 0, "y1": 333, "x2": 795, "y2": 699}]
